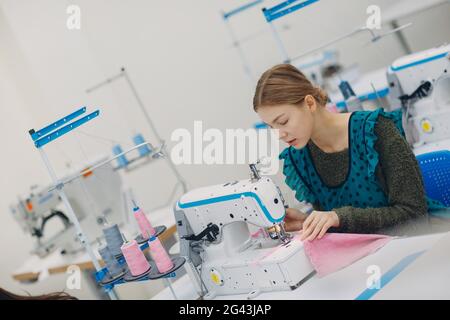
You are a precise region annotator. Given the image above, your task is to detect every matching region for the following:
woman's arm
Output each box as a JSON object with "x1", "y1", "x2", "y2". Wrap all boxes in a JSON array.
[{"x1": 333, "y1": 116, "x2": 428, "y2": 234}]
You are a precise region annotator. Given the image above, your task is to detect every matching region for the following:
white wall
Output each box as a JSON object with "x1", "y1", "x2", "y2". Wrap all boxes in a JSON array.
[{"x1": 0, "y1": 0, "x2": 449, "y2": 299}]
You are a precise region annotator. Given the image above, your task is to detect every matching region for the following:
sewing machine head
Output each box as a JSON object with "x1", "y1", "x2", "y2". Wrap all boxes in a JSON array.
[
  {"x1": 10, "y1": 157, "x2": 127, "y2": 257},
  {"x1": 387, "y1": 45, "x2": 450, "y2": 108},
  {"x1": 174, "y1": 164, "x2": 314, "y2": 299},
  {"x1": 175, "y1": 163, "x2": 290, "y2": 247},
  {"x1": 386, "y1": 44, "x2": 450, "y2": 149},
  {"x1": 10, "y1": 185, "x2": 79, "y2": 257}
]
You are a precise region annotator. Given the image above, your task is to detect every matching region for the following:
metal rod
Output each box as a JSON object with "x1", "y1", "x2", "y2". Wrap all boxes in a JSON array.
[
  {"x1": 370, "y1": 82, "x2": 385, "y2": 110},
  {"x1": 291, "y1": 27, "x2": 364, "y2": 62},
  {"x1": 264, "y1": 0, "x2": 319, "y2": 22},
  {"x1": 85, "y1": 68, "x2": 188, "y2": 197},
  {"x1": 38, "y1": 149, "x2": 118, "y2": 300},
  {"x1": 223, "y1": 0, "x2": 264, "y2": 20},
  {"x1": 48, "y1": 142, "x2": 154, "y2": 191},
  {"x1": 390, "y1": 20, "x2": 413, "y2": 54},
  {"x1": 164, "y1": 277, "x2": 178, "y2": 300},
  {"x1": 291, "y1": 22, "x2": 413, "y2": 63},
  {"x1": 121, "y1": 68, "x2": 188, "y2": 193},
  {"x1": 268, "y1": 21, "x2": 290, "y2": 63},
  {"x1": 223, "y1": 18, "x2": 255, "y2": 83},
  {"x1": 160, "y1": 144, "x2": 188, "y2": 193},
  {"x1": 86, "y1": 72, "x2": 125, "y2": 94},
  {"x1": 122, "y1": 69, "x2": 164, "y2": 145}
]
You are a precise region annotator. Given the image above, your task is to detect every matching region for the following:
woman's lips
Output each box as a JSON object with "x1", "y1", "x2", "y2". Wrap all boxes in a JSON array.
[{"x1": 287, "y1": 139, "x2": 297, "y2": 146}]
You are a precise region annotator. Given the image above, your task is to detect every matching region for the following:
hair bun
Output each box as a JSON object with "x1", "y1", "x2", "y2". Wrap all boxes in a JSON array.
[{"x1": 315, "y1": 87, "x2": 329, "y2": 105}]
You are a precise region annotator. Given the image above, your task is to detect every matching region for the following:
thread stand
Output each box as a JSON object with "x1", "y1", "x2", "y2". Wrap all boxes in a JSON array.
[
  {"x1": 99, "y1": 269, "x2": 127, "y2": 286},
  {"x1": 147, "y1": 256, "x2": 186, "y2": 280},
  {"x1": 135, "y1": 225, "x2": 167, "y2": 245},
  {"x1": 123, "y1": 265, "x2": 153, "y2": 282},
  {"x1": 95, "y1": 224, "x2": 184, "y2": 296}
]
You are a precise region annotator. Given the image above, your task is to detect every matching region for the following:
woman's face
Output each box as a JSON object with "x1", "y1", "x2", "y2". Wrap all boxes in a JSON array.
[{"x1": 257, "y1": 102, "x2": 314, "y2": 149}]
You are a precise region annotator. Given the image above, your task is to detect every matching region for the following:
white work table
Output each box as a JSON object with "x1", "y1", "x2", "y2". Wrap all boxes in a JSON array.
[{"x1": 153, "y1": 231, "x2": 450, "y2": 300}]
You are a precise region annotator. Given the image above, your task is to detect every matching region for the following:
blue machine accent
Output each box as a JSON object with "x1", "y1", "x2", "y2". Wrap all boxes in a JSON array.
[
  {"x1": 140, "y1": 242, "x2": 149, "y2": 251},
  {"x1": 263, "y1": 0, "x2": 319, "y2": 22},
  {"x1": 358, "y1": 87, "x2": 390, "y2": 101},
  {"x1": 30, "y1": 107, "x2": 87, "y2": 141},
  {"x1": 254, "y1": 122, "x2": 269, "y2": 130},
  {"x1": 223, "y1": 0, "x2": 264, "y2": 20},
  {"x1": 390, "y1": 52, "x2": 448, "y2": 72},
  {"x1": 335, "y1": 101, "x2": 347, "y2": 109},
  {"x1": 178, "y1": 191, "x2": 284, "y2": 224},
  {"x1": 33, "y1": 110, "x2": 100, "y2": 148},
  {"x1": 112, "y1": 144, "x2": 129, "y2": 168},
  {"x1": 339, "y1": 81, "x2": 357, "y2": 100},
  {"x1": 117, "y1": 256, "x2": 126, "y2": 265},
  {"x1": 355, "y1": 251, "x2": 425, "y2": 300},
  {"x1": 335, "y1": 87, "x2": 390, "y2": 109},
  {"x1": 417, "y1": 150, "x2": 450, "y2": 207},
  {"x1": 132, "y1": 133, "x2": 152, "y2": 157}
]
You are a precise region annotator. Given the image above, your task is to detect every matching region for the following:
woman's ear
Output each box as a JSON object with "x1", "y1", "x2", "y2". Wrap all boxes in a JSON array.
[{"x1": 304, "y1": 95, "x2": 317, "y2": 112}]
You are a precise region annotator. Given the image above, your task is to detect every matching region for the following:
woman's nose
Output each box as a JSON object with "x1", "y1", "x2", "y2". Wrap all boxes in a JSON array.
[{"x1": 279, "y1": 131, "x2": 288, "y2": 140}]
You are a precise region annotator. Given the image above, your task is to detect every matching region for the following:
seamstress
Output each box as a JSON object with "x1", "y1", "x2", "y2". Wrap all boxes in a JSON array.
[{"x1": 254, "y1": 64, "x2": 445, "y2": 241}]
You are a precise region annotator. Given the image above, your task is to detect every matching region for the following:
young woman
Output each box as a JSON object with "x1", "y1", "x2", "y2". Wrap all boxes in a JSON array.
[{"x1": 254, "y1": 64, "x2": 444, "y2": 241}]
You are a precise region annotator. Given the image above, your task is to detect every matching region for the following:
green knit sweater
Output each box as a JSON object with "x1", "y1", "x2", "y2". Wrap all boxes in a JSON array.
[{"x1": 308, "y1": 116, "x2": 428, "y2": 234}]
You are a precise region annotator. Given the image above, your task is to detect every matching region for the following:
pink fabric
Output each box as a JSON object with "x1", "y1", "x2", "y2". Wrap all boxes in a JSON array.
[
  {"x1": 301, "y1": 233, "x2": 392, "y2": 277},
  {"x1": 251, "y1": 228, "x2": 268, "y2": 239}
]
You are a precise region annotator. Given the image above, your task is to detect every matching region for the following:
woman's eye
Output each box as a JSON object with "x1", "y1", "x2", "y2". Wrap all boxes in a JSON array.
[{"x1": 279, "y1": 120, "x2": 288, "y2": 126}]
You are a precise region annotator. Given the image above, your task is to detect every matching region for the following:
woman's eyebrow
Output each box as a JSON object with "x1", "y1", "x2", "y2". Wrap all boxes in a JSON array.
[{"x1": 270, "y1": 113, "x2": 285, "y2": 125}]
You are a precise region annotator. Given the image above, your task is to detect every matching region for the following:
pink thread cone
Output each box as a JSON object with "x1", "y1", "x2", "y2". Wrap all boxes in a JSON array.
[
  {"x1": 148, "y1": 236, "x2": 174, "y2": 273},
  {"x1": 121, "y1": 240, "x2": 150, "y2": 276},
  {"x1": 134, "y1": 207, "x2": 156, "y2": 238}
]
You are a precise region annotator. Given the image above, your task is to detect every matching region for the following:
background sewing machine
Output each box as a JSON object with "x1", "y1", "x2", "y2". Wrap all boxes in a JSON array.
[
  {"x1": 174, "y1": 164, "x2": 314, "y2": 299},
  {"x1": 294, "y1": 50, "x2": 341, "y2": 88},
  {"x1": 386, "y1": 44, "x2": 450, "y2": 154},
  {"x1": 10, "y1": 156, "x2": 132, "y2": 258}
]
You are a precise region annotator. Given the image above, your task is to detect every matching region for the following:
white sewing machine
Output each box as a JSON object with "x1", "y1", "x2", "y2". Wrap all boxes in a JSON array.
[
  {"x1": 174, "y1": 164, "x2": 314, "y2": 299},
  {"x1": 10, "y1": 157, "x2": 131, "y2": 257},
  {"x1": 386, "y1": 44, "x2": 450, "y2": 152}
]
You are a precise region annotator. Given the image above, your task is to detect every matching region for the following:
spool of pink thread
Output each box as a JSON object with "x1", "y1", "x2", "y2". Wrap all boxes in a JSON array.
[
  {"x1": 134, "y1": 206, "x2": 156, "y2": 239},
  {"x1": 148, "y1": 236, "x2": 174, "y2": 274},
  {"x1": 121, "y1": 240, "x2": 150, "y2": 276}
]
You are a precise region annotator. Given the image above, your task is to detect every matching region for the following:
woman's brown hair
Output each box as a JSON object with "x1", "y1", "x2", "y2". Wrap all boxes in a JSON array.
[
  {"x1": 0, "y1": 287, "x2": 78, "y2": 300},
  {"x1": 253, "y1": 64, "x2": 328, "y2": 111}
]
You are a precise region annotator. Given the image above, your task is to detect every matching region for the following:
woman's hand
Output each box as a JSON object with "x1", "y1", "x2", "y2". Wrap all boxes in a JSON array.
[
  {"x1": 283, "y1": 208, "x2": 309, "y2": 232},
  {"x1": 301, "y1": 211, "x2": 340, "y2": 241}
]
